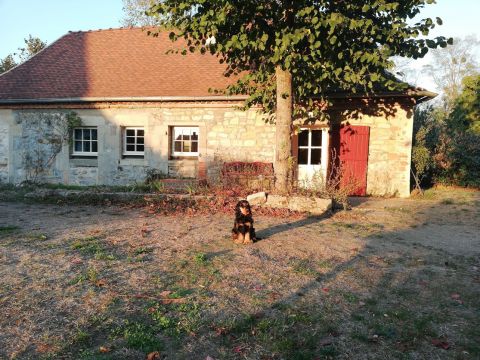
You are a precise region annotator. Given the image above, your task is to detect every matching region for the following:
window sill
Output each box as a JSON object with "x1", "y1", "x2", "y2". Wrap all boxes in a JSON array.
[
  {"x1": 119, "y1": 157, "x2": 146, "y2": 166},
  {"x1": 170, "y1": 156, "x2": 199, "y2": 161},
  {"x1": 70, "y1": 157, "x2": 98, "y2": 167}
]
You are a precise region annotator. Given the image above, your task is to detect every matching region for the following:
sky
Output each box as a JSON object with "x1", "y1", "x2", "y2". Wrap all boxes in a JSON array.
[{"x1": 0, "y1": 0, "x2": 479, "y2": 91}]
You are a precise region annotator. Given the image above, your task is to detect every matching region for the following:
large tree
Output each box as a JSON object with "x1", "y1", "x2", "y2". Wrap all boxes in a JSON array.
[{"x1": 148, "y1": 0, "x2": 450, "y2": 192}]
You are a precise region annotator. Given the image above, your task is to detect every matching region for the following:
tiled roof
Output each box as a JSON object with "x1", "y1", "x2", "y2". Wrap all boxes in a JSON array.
[{"x1": 0, "y1": 28, "x2": 236, "y2": 101}]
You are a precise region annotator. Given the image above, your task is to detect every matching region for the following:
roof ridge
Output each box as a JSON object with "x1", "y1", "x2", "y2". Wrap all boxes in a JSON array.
[{"x1": 67, "y1": 26, "x2": 158, "y2": 34}]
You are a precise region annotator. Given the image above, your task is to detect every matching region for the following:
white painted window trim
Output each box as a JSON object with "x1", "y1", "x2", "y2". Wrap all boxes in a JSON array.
[
  {"x1": 298, "y1": 128, "x2": 328, "y2": 166},
  {"x1": 123, "y1": 127, "x2": 145, "y2": 156},
  {"x1": 72, "y1": 127, "x2": 98, "y2": 157},
  {"x1": 171, "y1": 126, "x2": 199, "y2": 157}
]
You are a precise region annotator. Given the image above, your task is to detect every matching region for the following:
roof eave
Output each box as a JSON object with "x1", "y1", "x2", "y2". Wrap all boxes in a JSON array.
[
  {"x1": 0, "y1": 95, "x2": 249, "y2": 105},
  {"x1": 0, "y1": 89, "x2": 438, "y2": 105}
]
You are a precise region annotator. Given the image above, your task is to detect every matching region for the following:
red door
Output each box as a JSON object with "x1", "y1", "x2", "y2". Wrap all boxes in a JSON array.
[{"x1": 336, "y1": 125, "x2": 370, "y2": 196}]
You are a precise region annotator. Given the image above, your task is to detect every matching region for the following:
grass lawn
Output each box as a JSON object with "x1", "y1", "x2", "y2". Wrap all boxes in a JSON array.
[{"x1": 0, "y1": 187, "x2": 479, "y2": 359}]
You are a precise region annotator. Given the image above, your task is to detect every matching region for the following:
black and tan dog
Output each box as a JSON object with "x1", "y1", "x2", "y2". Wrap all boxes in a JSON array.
[{"x1": 232, "y1": 200, "x2": 257, "y2": 244}]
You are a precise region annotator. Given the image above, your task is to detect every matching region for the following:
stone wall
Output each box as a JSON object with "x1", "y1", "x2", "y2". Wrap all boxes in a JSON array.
[
  {"x1": 0, "y1": 105, "x2": 275, "y2": 186},
  {"x1": 0, "y1": 102, "x2": 413, "y2": 197},
  {"x1": 0, "y1": 120, "x2": 8, "y2": 183}
]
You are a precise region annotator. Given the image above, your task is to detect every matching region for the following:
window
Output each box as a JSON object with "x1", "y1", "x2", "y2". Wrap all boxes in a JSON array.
[
  {"x1": 123, "y1": 127, "x2": 145, "y2": 156},
  {"x1": 298, "y1": 129, "x2": 323, "y2": 165},
  {"x1": 73, "y1": 127, "x2": 98, "y2": 156},
  {"x1": 172, "y1": 127, "x2": 199, "y2": 156}
]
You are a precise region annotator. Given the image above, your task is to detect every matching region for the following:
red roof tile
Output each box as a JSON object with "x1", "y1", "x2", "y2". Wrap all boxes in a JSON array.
[{"x1": 0, "y1": 28, "x2": 236, "y2": 101}]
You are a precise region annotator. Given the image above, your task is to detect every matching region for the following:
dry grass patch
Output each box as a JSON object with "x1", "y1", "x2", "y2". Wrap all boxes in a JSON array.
[{"x1": 0, "y1": 187, "x2": 478, "y2": 359}]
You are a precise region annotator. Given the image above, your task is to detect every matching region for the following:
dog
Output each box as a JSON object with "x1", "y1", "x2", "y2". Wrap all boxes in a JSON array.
[{"x1": 232, "y1": 200, "x2": 257, "y2": 244}]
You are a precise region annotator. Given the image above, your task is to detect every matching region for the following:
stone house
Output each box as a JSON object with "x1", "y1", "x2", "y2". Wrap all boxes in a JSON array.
[{"x1": 0, "y1": 28, "x2": 435, "y2": 197}]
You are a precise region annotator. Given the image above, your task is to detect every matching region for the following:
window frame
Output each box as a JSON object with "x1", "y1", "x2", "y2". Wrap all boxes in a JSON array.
[
  {"x1": 171, "y1": 126, "x2": 200, "y2": 157},
  {"x1": 123, "y1": 127, "x2": 145, "y2": 156},
  {"x1": 72, "y1": 127, "x2": 98, "y2": 157},
  {"x1": 298, "y1": 128, "x2": 323, "y2": 166}
]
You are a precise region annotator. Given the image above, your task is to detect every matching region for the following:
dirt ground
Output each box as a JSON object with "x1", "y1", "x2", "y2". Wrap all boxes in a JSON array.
[{"x1": 0, "y1": 187, "x2": 479, "y2": 359}]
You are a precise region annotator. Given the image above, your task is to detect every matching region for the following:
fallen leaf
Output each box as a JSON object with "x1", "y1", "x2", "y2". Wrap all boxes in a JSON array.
[
  {"x1": 146, "y1": 351, "x2": 161, "y2": 360},
  {"x1": 99, "y1": 346, "x2": 111, "y2": 353},
  {"x1": 318, "y1": 337, "x2": 334, "y2": 346},
  {"x1": 71, "y1": 258, "x2": 83, "y2": 265},
  {"x1": 450, "y1": 293, "x2": 464, "y2": 304},
  {"x1": 233, "y1": 345, "x2": 246, "y2": 354},
  {"x1": 431, "y1": 339, "x2": 450, "y2": 350},
  {"x1": 95, "y1": 279, "x2": 106, "y2": 287},
  {"x1": 322, "y1": 288, "x2": 329, "y2": 293},
  {"x1": 36, "y1": 343, "x2": 54, "y2": 353},
  {"x1": 159, "y1": 298, "x2": 186, "y2": 305}
]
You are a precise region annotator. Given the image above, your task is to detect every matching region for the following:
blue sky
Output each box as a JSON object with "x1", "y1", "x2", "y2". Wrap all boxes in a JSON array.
[
  {"x1": 0, "y1": 0, "x2": 124, "y2": 58},
  {"x1": 0, "y1": 0, "x2": 479, "y2": 89}
]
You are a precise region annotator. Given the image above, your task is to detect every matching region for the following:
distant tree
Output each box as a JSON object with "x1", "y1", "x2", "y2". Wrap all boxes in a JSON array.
[
  {"x1": 121, "y1": 0, "x2": 160, "y2": 27},
  {"x1": 391, "y1": 56, "x2": 420, "y2": 86},
  {"x1": 0, "y1": 35, "x2": 46, "y2": 75},
  {"x1": 424, "y1": 36, "x2": 479, "y2": 110},
  {"x1": 412, "y1": 74, "x2": 480, "y2": 189},
  {"x1": 447, "y1": 74, "x2": 480, "y2": 134},
  {"x1": 16, "y1": 35, "x2": 47, "y2": 62},
  {"x1": 148, "y1": 0, "x2": 450, "y2": 192},
  {"x1": 0, "y1": 54, "x2": 17, "y2": 74}
]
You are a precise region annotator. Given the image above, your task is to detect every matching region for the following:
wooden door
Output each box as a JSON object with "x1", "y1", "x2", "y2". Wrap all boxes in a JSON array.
[{"x1": 336, "y1": 125, "x2": 370, "y2": 196}]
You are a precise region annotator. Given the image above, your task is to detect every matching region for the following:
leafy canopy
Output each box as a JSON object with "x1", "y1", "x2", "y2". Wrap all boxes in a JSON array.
[
  {"x1": 448, "y1": 74, "x2": 480, "y2": 134},
  {"x1": 148, "y1": 0, "x2": 451, "y2": 119}
]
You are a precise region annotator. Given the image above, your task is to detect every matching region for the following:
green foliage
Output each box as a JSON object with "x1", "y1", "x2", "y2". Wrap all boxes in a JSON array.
[
  {"x1": 447, "y1": 75, "x2": 480, "y2": 134},
  {"x1": 412, "y1": 75, "x2": 480, "y2": 189},
  {"x1": 16, "y1": 35, "x2": 47, "y2": 62},
  {"x1": 411, "y1": 106, "x2": 442, "y2": 186},
  {"x1": 0, "y1": 54, "x2": 17, "y2": 74},
  {"x1": 0, "y1": 225, "x2": 20, "y2": 233},
  {"x1": 111, "y1": 320, "x2": 163, "y2": 352},
  {"x1": 147, "y1": 0, "x2": 449, "y2": 120},
  {"x1": 0, "y1": 35, "x2": 46, "y2": 75}
]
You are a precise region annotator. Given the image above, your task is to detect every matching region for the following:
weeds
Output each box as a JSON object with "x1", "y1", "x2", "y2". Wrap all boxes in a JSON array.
[
  {"x1": 290, "y1": 259, "x2": 318, "y2": 276},
  {"x1": 133, "y1": 247, "x2": 154, "y2": 256},
  {"x1": 0, "y1": 225, "x2": 19, "y2": 234},
  {"x1": 193, "y1": 252, "x2": 208, "y2": 265},
  {"x1": 71, "y1": 236, "x2": 117, "y2": 260},
  {"x1": 70, "y1": 267, "x2": 99, "y2": 285},
  {"x1": 110, "y1": 320, "x2": 162, "y2": 353}
]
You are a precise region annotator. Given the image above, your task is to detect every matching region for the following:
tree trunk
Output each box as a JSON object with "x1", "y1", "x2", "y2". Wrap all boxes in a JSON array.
[{"x1": 274, "y1": 65, "x2": 293, "y2": 193}]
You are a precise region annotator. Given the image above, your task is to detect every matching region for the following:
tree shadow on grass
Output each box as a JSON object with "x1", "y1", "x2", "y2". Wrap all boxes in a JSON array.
[
  {"x1": 10, "y1": 199, "x2": 479, "y2": 359},
  {"x1": 255, "y1": 213, "x2": 330, "y2": 240}
]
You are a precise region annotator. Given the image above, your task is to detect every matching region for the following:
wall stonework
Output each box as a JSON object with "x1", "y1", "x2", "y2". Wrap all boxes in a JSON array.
[
  {"x1": 0, "y1": 106, "x2": 275, "y2": 186},
  {"x1": 0, "y1": 120, "x2": 8, "y2": 183},
  {"x1": 0, "y1": 102, "x2": 413, "y2": 197},
  {"x1": 342, "y1": 104, "x2": 413, "y2": 197}
]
